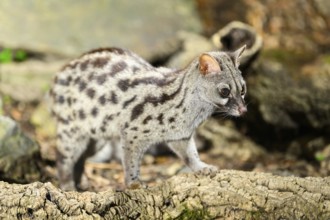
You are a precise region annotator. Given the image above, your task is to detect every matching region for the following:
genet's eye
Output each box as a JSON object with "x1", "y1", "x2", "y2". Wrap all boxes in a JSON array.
[{"x1": 220, "y1": 88, "x2": 230, "y2": 98}]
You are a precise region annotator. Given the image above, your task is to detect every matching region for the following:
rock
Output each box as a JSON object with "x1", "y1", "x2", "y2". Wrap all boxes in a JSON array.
[
  {"x1": 317, "y1": 144, "x2": 330, "y2": 176},
  {"x1": 30, "y1": 102, "x2": 56, "y2": 138},
  {"x1": 167, "y1": 21, "x2": 262, "y2": 72},
  {"x1": 0, "y1": 0, "x2": 201, "y2": 60},
  {"x1": 30, "y1": 102, "x2": 57, "y2": 161},
  {"x1": 166, "y1": 31, "x2": 213, "y2": 68},
  {"x1": 0, "y1": 115, "x2": 40, "y2": 182},
  {"x1": 247, "y1": 56, "x2": 330, "y2": 131},
  {"x1": 0, "y1": 60, "x2": 64, "y2": 102},
  {"x1": 240, "y1": 52, "x2": 330, "y2": 154},
  {"x1": 197, "y1": 118, "x2": 266, "y2": 165},
  {"x1": 211, "y1": 21, "x2": 263, "y2": 71},
  {"x1": 0, "y1": 99, "x2": 3, "y2": 116},
  {"x1": 197, "y1": 0, "x2": 330, "y2": 54}
]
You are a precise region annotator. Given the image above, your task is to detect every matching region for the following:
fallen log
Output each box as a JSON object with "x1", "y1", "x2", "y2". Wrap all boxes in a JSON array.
[{"x1": 0, "y1": 170, "x2": 329, "y2": 219}]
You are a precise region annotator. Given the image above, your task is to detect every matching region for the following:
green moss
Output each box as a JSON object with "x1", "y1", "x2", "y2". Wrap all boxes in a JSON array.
[
  {"x1": 246, "y1": 210, "x2": 268, "y2": 220},
  {"x1": 261, "y1": 49, "x2": 314, "y2": 69},
  {"x1": 174, "y1": 206, "x2": 211, "y2": 220}
]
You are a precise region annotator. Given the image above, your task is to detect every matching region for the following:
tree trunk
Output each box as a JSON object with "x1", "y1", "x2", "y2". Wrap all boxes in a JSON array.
[{"x1": 0, "y1": 170, "x2": 329, "y2": 219}]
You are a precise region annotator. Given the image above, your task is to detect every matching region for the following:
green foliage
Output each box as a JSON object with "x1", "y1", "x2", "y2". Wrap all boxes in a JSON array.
[
  {"x1": 0, "y1": 48, "x2": 27, "y2": 63},
  {"x1": 315, "y1": 152, "x2": 325, "y2": 162},
  {"x1": 15, "y1": 50, "x2": 28, "y2": 62},
  {"x1": 0, "y1": 48, "x2": 13, "y2": 63},
  {"x1": 321, "y1": 54, "x2": 330, "y2": 64}
]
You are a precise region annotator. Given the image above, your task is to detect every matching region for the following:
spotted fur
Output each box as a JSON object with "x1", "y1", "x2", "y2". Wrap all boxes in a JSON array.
[{"x1": 50, "y1": 46, "x2": 247, "y2": 190}]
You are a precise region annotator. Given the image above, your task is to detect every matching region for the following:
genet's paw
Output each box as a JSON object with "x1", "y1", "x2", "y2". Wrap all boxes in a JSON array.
[
  {"x1": 60, "y1": 181, "x2": 76, "y2": 191},
  {"x1": 127, "y1": 180, "x2": 147, "y2": 190},
  {"x1": 196, "y1": 164, "x2": 218, "y2": 177}
]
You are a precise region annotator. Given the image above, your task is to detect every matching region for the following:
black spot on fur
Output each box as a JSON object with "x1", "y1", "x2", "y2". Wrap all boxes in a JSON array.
[
  {"x1": 96, "y1": 74, "x2": 107, "y2": 85},
  {"x1": 133, "y1": 66, "x2": 140, "y2": 73},
  {"x1": 80, "y1": 60, "x2": 89, "y2": 71},
  {"x1": 99, "y1": 95, "x2": 106, "y2": 105},
  {"x1": 79, "y1": 110, "x2": 86, "y2": 120},
  {"x1": 131, "y1": 127, "x2": 138, "y2": 131},
  {"x1": 143, "y1": 130, "x2": 150, "y2": 133},
  {"x1": 91, "y1": 107, "x2": 98, "y2": 117},
  {"x1": 117, "y1": 76, "x2": 176, "y2": 92},
  {"x1": 61, "y1": 61, "x2": 79, "y2": 71},
  {"x1": 130, "y1": 74, "x2": 185, "y2": 121},
  {"x1": 57, "y1": 95, "x2": 65, "y2": 104},
  {"x1": 175, "y1": 88, "x2": 188, "y2": 109},
  {"x1": 70, "y1": 127, "x2": 77, "y2": 133},
  {"x1": 131, "y1": 103, "x2": 144, "y2": 121},
  {"x1": 57, "y1": 134, "x2": 63, "y2": 140},
  {"x1": 73, "y1": 77, "x2": 80, "y2": 85},
  {"x1": 123, "y1": 95, "x2": 137, "y2": 109},
  {"x1": 143, "y1": 115, "x2": 152, "y2": 124},
  {"x1": 111, "y1": 61, "x2": 127, "y2": 76},
  {"x1": 79, "y1": 81, "x2": 87, "y2": 91},
  {"x1": 124, "y1": 122, "x2": 129, "y2": 129},
  {"x1": 157, "y1": 113, "x2": 164, "y2": 125},
  {"x1": 56, "y1": 77, "x2": 70, "y2": 86},
  {"x1": 86, "y1": 88, "x2": 96, "y2": 99},
  {"x1": 168, "y1": 117, "x2": 175, "y2": 123},
  {"x1": 106, "y1": 114, "x2": 114, "y2": 121},
  {"x1": 117, "y1": 79, "x2": 129, "y2": 92},
  {"x1": 88, "y1": 72, "x2": 96, "y2": 81},
  {"x1": 67, "y1": 97, "x2": 72, "y2": 106},
  {"x1": 91, "y1": 128, "x2": 96, "y2": 134},
  {"x1": 110, "y1": 91, "x2": 118, "y2": 104},
  {"x1": 57, "y1": 116, "x2": 69, "y2": 125},
  {"x1": 92, "y1": 57, "x2": 108, "y2": 68}
]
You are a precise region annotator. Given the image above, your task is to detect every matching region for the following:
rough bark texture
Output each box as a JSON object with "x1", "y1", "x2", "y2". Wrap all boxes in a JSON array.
[{"x1": 0, "y1": 170, "x2": 329, "y2": 219}]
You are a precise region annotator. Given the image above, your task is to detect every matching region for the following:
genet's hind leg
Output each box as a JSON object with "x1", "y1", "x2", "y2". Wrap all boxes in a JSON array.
[
  {"x1": 56, "y1": 126, "x2": 89, "y2": 191},
  {"x1": 168, "y1": 136, "x2": 217, "y2": 174}
]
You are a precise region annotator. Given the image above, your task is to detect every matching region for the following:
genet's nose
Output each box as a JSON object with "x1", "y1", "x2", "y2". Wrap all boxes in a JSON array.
[{"x1": 238, "y1": 105, "x2": 247, "y2": 115}]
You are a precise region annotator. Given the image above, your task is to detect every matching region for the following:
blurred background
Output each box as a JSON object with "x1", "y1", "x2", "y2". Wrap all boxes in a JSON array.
[{"x1": 0, "y1": 0, "x2": 329, "y2": 190}]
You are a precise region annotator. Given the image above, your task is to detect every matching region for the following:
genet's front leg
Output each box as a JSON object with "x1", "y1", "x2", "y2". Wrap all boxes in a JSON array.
[
  {"x1": 168, "y1": 136, "x2": 217, "y2": 174},
  {"x1": 121, "y1": 138, "x2": 148, "y2": 189}
]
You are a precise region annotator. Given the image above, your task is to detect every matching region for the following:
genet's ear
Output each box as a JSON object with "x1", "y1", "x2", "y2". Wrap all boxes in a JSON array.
[
  {"x1": 199, "y1": 54, "x2": 221, "y2": 75},
  {"x1": 232, "y1": 45, "x2": 246, "y2": 67}
]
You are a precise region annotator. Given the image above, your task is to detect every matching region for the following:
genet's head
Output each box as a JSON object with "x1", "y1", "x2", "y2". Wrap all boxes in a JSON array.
[{"x1": 196, "y1": 45, "x2": 247, "y2": 117}]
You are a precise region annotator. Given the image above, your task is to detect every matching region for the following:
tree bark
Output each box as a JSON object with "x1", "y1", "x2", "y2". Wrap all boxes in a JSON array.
[{"x1": 0, "y1": 170, "x2": 329, "y2": 219}]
